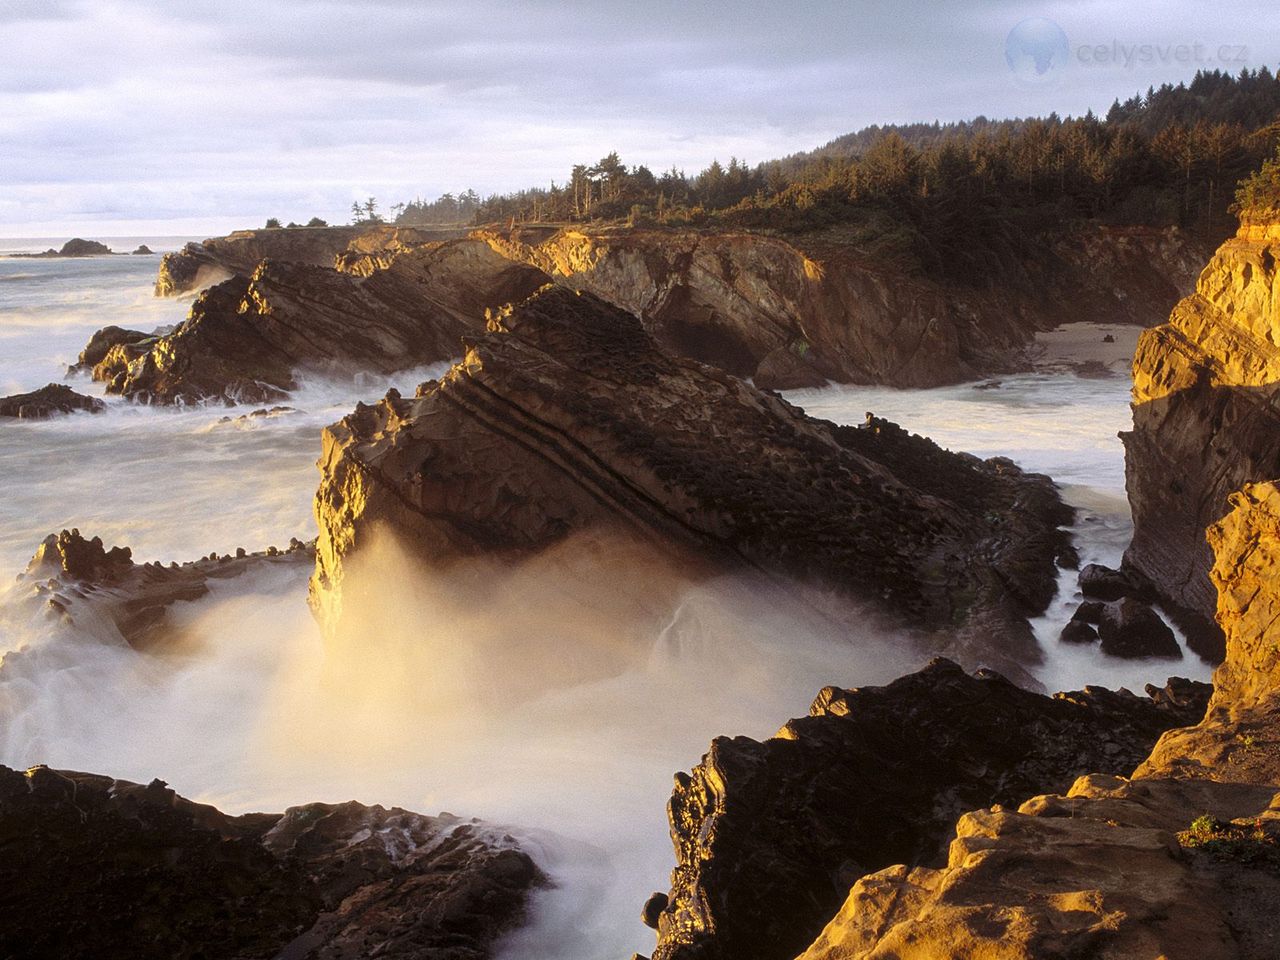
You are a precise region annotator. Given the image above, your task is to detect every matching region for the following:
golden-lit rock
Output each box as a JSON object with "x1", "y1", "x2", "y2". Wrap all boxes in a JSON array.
[{"x1": 1124, "y1": 219, "x2": 1280, "y2": 654}]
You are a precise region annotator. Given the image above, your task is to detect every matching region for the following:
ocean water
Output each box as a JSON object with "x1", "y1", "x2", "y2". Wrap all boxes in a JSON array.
[{"x1": 0, "y1": 252, "x2": 1213, "y2": 960}]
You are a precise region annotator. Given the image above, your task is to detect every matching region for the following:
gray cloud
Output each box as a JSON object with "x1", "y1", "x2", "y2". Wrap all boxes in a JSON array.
[{"x1": 0, "y1": 0, "x2": 1275, "y2": 234}]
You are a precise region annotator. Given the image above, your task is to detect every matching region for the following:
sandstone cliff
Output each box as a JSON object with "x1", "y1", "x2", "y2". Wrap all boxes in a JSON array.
[
  {"x1": 101, "y1": 240, "x2": 547, "y2": 404},
  {"x1": 1123, "y1": 218, "x2": 1280, "y2": 653},
  {"x1": 649, "y1": 661, "x2": 1209, "y2": 960},
  {"x1": 0, "y1": 764, "x2": 540, "y2": 960},
  {"x1": 310, "y1": 284, "x2": 1075, "y2": 679},
  {"x1": 473, "y1": 223, "x2": 1206, "y2": 389},
  {"x1": 778, "y1": 478, "x2": 1280, "y2": 960}
]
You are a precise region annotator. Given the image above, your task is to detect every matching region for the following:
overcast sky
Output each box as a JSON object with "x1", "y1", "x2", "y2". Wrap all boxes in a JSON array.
[{"x1": 0, "y1": 0, "x2": 1274, "y2": 236}]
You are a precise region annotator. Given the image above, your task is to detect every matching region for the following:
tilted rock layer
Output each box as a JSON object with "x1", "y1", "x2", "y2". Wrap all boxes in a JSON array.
[
  {"x1": 1124, "y1": 219, "x2": 1280, "y2": 646},
  {"x1": 154, "y1": 224, "x2": 472, "y2": 296},
  {"x1": 311, "y1": 285, "x2": 1072, "y2": 671},
  {"x1": 102, "y1": 240, "x2": 547, "y2": 404}
]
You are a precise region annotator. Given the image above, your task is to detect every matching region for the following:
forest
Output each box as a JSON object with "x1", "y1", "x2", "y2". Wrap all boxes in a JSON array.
[{"x1": 382, "y1": 67, "x2": 1280, "y2": 281}]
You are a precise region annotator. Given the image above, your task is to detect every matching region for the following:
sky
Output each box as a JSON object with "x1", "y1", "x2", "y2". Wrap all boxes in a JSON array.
[{"x1": 0, "y1": 0, "x2": 1275, "y2": 236}]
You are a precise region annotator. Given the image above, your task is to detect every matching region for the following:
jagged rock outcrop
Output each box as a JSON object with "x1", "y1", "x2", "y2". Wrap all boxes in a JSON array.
[
  {"x1": 797, "y1": 773, "x2": 1280, "y2": 960},
  {"x1": 0, "y1": 763, "x2": 540, "y2": 960},
  {"x1": 0, "y1": 384, "x2": 103, "y2": 419},
  {"x1": 102, "y1": 240, "x2": 548, "y2": 404},
  {"x1": 648, "y1": 660, "x2": 1210, "y2": 960},
  {"x1": 473, "y1": 223, "x2": 1206, "y2": 389},
  {"x1": 66, "y1": 325, "x2": 153, "y2": 376},
  {"x1": 788, "y1": 479, "x2": 1280, "y2": 959},
  {"x1": 1123, "y1": 217, "x2": 1280, "y2": 656},
  {"x1": 154, "y1": 226, "x2": 365, "y2": 296},
  {"x1": 154, "y1": 224, "x2": 472, "y2": 296},
  {"x1": 11, "y1": 528, "x2": 312, "y2": 650},
  {"x1": 311, "y1": 285, "x2": 1074, "y2": 674}
]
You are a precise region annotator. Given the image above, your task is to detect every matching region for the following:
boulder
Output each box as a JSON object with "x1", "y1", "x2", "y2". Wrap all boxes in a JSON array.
[
  {"x1": 1097, "y1": 598, "x2": 1181, "y2": 660},
  {"x1": 0, "y1": 384, "x2": 103, "y2": 419},
  {"x1": 649, "y1": 659, "x2": 1210, "y2": 960},
  {"x1": 1058, "y1": 618, "x2": 1099, "y2": 644},
  {"x1": 310, "y1": 285, "x2": 1076, "y2": 676},
  {"x1": 0, "y1": 764, "x2": 540, "y2": 960},
  {"x1": 1078, "y1": 562, "x2": 1152, "y2": 601}
]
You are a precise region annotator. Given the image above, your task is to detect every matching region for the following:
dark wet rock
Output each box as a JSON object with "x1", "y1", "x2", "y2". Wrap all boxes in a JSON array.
[
  {"x1": 0, "y1": 764, "x2": 540, "y2": 960},
  {"x1": 649, "y1": 658, "x2": 1211, "y2": 960},
  {"x1": 1058, "y1": 618, "x2": 1099, "y2": 644},
  {"x1": 0, "y1": 383, "x2": 103, "y2": 419},
  {"x1": 751, "y1": 344, "x2": 827, "y2": 390},
  {"x1": 1072, "y1": 599, "x2": 1106, "y2": 623},
  {"x1": 13, "y1": 529, "x2": 313, "y2": 650},
  {"x1": 311, "y1": 286, "x2": 1075, "y2": 678},
  {"x1": 131, "y1": 245, "x2": 153, "y2": 255},
  {"x1": 642, "y1": 892, "x2": 669, "y2": 930},
  {"x1": 66, "y1": 325, "x2": 153, "y2": 376},
  {"x1": 1078, "y1": 562, "x2": 1153, "y2": 601},
  {"x1": 1097, "y1": 597, "x2": 1182, "y2": 659},
  {"x1": 106, "y1": 240, "x2": 548, "y2": 404}
]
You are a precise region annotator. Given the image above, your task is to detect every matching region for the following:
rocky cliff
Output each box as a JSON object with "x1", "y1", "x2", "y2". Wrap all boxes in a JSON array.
[
  {"x1": 310, "y1": 284, "x2": 1075, "y2": 679},
  {"x1": 474, "y1": 223, "x2": 1206, "y2": 389},
  {"x1": 0, "y1": 764, "x2": 541, "y2": 960},
  {"x1": 649, "y1": 660, "x2": 1209, "y2": 960},
  {"x1": 100, "y1": 240, "x2": 547, "y2": 404},
  {"x1": 773, "y1": 478, "x2": 1280, "y2": 959},
  {"x1": 154, "y1": 224, "x2": 471, "y2": 297},
  {"x1": 1123, "y1": 218, "x2": 1280, "y2": 651}
]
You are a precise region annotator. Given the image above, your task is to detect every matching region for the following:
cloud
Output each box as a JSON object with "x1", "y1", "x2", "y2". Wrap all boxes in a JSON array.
[{"x1": 0, "y1": 0, "x2": 1274, "y2": 234}]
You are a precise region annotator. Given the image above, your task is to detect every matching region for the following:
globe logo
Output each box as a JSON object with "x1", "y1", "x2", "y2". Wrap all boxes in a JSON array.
[{"x1": 1005, "y1": 17, "x2": 1070, "y2": 86}]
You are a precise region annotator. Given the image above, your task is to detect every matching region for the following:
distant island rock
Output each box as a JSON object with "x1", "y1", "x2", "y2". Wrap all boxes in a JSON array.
[
  {"x1": 10, "y1": 238, "x2": 115, "y2": 258},
  {"x1": 132, "y1": 244, "x2": 153, "y2": 255}
]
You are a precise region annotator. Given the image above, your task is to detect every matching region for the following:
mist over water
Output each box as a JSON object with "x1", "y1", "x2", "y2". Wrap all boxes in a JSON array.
[{"x1": 0, "y1": 259, "x2": 1213, "y2": 959}]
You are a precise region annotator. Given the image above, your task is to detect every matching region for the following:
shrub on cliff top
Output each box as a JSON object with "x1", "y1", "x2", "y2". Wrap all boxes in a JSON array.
[{"x1": 1234, "y1": 147, "x2": 1280, "y2": 221}]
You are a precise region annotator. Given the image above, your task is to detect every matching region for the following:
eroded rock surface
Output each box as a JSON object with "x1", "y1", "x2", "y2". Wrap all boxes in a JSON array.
[
  {"x1": 66, "y1": 325, "x2": 154, "y2": 376},
  {"x1": 11, "y1": 528, "x2": 312, "y2": 650},
  {"x1": 787, "y1": 477, "x2": 1280, "y2": 959},
  {"x1": 1123, "y1": 218, "x2": 1280, "y2": 654},
  {"x1": 0, "y1": 764, "x2": 540, "y2": 960},
  {"x1": 798, "y1": 774, "x2": 1280, "y2": 960},
  {"x1": 311, "y1": 285, "x2": 1074, "y2": 674},
  {"x1": 102, "y1": 241, "x2": 548, "y2": 404},
  {"x1": 649, "y1": 660, "x2": 1210, "y2": 960},
  {"x1": 476, "y1": 223, "x2": 1206, "y2": 389},
  {"x1": 0, "y1": 384, "x2": 103, "y2": 419}
]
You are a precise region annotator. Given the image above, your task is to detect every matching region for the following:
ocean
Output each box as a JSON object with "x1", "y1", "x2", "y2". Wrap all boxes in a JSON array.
[{"x1": 0, "y1": 246, "x2": 1213, "y2": 959}]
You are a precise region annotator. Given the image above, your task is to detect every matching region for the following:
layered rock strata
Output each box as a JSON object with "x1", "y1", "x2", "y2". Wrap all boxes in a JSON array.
[
  {"x1": 311, "y1": 285, "x2": 1074, "y2": 675},
  {"x1": 99, "y1": 241, "x2": 548, "y2": 404}
]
